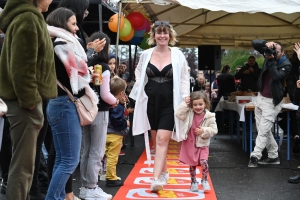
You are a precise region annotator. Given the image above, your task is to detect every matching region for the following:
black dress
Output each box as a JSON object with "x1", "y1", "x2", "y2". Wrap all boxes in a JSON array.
[{"x1": 145, "y1": 62, "x2": 174, "y2": 131}]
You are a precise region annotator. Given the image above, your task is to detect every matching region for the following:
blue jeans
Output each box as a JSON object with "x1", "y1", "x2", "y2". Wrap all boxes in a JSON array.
[{"x1": 45, "y1": 96, "x2": 81, "y2": 200}]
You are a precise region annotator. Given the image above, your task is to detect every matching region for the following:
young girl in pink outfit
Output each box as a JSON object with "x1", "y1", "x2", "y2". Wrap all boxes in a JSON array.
[{"x1": 175, "y1": 91, "x2": 218, "y2": 192}]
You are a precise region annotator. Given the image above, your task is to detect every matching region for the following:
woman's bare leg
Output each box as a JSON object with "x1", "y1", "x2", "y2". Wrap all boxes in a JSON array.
[{"x1": 153, "y1": 129, "x2": 172, "y2": 179}]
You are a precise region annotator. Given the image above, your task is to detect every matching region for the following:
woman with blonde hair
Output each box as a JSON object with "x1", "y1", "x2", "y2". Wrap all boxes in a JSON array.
[
  {"x1": 129, "y1": 21, "x2": 190, "y2": 192},
  {"x1": 193, "y1": 74, "x2": 206, "y2": 92}
]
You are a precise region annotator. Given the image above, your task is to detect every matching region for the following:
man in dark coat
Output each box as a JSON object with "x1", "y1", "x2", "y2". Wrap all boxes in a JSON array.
[{"x1": 234, "y1": 56, "x2": 262, "y2": 92}]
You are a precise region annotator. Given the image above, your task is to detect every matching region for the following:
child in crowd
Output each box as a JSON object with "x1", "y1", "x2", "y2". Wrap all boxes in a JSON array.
[
  {"x1": 205, "y1": 82, "x2": 217, "y2": 100},
  {"x1": 105, "y1": 77, "x2": 130, "y2": 187},
  {"x1": 79, "y1": 31, "x2": 118, "y2": 200},
  {"x1": 108, "y1": 53, "x2": 116, "y2": 78},
  {"x1": 175, "y1": 91, "x2": 218, "y2": 192}
]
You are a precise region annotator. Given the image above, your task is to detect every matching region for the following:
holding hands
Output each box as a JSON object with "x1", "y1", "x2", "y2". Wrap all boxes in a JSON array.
[{"x1": 185, "y1": 96, "x2": 190, "y2": 105}]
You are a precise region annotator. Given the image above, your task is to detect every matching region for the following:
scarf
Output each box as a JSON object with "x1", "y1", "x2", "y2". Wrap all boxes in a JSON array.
[{"x1": 47, "y1": 25, "x2": 98, "y2": 105}]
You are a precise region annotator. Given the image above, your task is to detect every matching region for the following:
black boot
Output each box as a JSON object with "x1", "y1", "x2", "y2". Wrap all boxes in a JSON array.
[
  {"x1": 288, "y1": 172, "x2": 300, "y2": 184},
  {"x1": 0, "y1": 182, "x2": 7, "y2": 195},
  {"x1": 29, "y1": 185, "x2": 46, "y2": 200},
  {"x1": 106, "y1": 179, "x2": 124, "y2": 187}
]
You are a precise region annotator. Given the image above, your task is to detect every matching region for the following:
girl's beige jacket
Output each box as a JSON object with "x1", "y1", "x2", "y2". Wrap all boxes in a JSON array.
[{"x1": 175, "y1": 102, "x2": 218, "y2": 147}]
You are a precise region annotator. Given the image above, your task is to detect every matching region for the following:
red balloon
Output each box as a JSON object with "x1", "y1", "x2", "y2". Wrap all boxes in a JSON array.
[
  {"x1": 126, "y1": 12, "x2": 145, "y2": 29},
  {"x1": 135, "y1": 20, "x2": 147, "y2": 31},
  {"x1": 144, "y1": 18, "x2": 151, "y2": 32}
]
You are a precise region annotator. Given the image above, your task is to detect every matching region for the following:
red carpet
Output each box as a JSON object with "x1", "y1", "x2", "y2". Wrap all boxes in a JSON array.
[{"x1": 113, "y1": 140, "x2": 217, "y2": 200}]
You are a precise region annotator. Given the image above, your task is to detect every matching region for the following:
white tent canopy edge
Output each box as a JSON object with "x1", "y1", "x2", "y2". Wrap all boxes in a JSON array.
[{"x1": 176, "y1": 0, "x2": 300, "y2": 14}]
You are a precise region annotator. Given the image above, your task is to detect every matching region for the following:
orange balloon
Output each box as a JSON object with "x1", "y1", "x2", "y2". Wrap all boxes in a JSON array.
[
  {"x1": 108, "y1": 14, "x2": 125, "y2": 32},
  {"x1": 120, "y1": 28, "x2": 134, "y2": 42}
]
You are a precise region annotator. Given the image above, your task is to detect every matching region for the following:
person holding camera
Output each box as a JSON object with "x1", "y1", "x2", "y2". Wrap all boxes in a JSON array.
[
  {"x1": 248, "y1": 40, "x2": 291, "y2": 167},
  {"x1": 234, "y1": 56, "x2": 261, "y2": 92}
]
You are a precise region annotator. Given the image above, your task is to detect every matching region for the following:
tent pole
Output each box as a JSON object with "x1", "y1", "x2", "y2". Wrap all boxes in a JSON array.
[
  {"x1": 115, "y1": 0, "x2": 123, "y2": 71},
  {"x1": 98, "y1": 0, "x2": 103, "y2": 32}
]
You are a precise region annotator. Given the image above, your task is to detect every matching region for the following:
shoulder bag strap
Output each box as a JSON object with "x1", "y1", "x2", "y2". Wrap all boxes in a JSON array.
[{"x1": 56, "y1": 80, "x2": 76, "y2": 102}]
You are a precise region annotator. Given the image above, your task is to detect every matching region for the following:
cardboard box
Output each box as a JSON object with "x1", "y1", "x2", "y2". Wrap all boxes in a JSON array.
[{"x1": 235, "y1": 96, "x2": 252, "y2": 104}]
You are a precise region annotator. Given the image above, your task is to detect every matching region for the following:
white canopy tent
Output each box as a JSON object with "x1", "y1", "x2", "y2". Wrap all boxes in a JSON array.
[
  {"x1": 112, "y1": 0, "x2": 300, "y2": 49},
  {"x1": 107, "y1": 0, "x2": 300, "y2": 163}
]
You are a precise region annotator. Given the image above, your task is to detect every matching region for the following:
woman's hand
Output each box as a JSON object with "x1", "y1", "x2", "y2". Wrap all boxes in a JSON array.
[
  {"x1": 184, "y1": 96, "x2": 190, "y2": 105},
  {"x1": 87, "y1": 38, "x2": 106, "y2": 53},
  {"x1": 294, "y1": 43, "x2": 300, "y2": 61},
  {"x1": 296, "y1": 80, "x2": 300, "y2": 89}
]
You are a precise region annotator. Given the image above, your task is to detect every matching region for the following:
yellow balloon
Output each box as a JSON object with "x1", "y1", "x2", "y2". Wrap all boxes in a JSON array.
[{"x1": 108, "y1": 14, "x2": 125, "y2": 32}]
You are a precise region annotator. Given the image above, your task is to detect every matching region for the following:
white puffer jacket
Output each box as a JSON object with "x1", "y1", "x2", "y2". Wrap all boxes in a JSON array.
[{"x1": 175, "y1": 102, "x2": 218, "y2": 147}]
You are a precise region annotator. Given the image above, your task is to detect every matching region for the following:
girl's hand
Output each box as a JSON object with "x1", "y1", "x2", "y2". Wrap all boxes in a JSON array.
[
  {"x1": 184, "y1": 96, "x2": 190, "y2": 105},
  {"x1": 195, "y1": 127, "x2": 204, "y2": 135}
]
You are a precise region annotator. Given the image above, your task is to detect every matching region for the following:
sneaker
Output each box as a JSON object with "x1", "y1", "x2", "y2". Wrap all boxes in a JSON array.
[
  {"x1": 288, "y1": 173, "x2": 300, "y2": 184},
  {"x1": 258, "y1": 157, "x2": 280, "y2": 165},
  {"x1": 106, "y1": 179, "x2": 124, "y2": 187},
  {"x1": 85, "y1": 186, "x2": 112, "y2": 200},
  {"x1": 119, "y1": 151, "x2": 125, "y2": 156},
  {"x1": 201, "y1": 180, "x2": 211, "y2": 191},
  {"x1": 150, "y1": 178, "x2": 164, "y2": 192},
  {"x1": 99, "y1": 174, "x2": 106, "y2": 181},
  {"x1": 79, "y1": 187, "x2": 87, "y2": 199},
  {"x1": 73, "y1": 196, "x2": 81, "y2": 200},
  {"x1": 159, "y1": 171, "x2": 169, "y2": 185},
  {"x1": 190, "y1": 181, "x2": 199, "y2": 192},
  {"x1": 248, "y1": 156, "x2": 258, "y2": 167},
  {"x1": 99, "y1": 174, "x2": 121, "y2": 181}
]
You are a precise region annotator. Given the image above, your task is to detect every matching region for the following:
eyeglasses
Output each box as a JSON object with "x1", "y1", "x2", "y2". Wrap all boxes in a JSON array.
[
  {"x1": 154, "y1": 21, "x2": 170, "y2": 27},
  {"x1": 84, "y1": 10, "x2": 89, "y2": 18}
]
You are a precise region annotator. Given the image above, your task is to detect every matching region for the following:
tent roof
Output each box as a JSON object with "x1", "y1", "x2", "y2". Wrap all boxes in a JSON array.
[{"x1": 122, "y1": 0, "x2": 300, "y2": 49}]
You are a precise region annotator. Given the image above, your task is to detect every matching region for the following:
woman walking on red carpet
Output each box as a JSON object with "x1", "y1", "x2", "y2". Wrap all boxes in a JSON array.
[{"x1": 129, "y1": 21, "x2": 190, "y2": 192}]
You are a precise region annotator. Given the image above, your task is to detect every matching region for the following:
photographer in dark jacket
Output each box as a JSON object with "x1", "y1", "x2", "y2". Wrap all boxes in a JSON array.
[
  {"x1": 248, "y1": 40, "x2": 291, "y2": 168},
  {"x1": 234, "y1": 56, "x2": 261, "y2": 92}
]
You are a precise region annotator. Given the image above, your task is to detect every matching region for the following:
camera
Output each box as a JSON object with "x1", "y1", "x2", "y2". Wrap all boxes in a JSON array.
[{"x1": 264, "y1": 46, "x2": 277, "y2": 57}]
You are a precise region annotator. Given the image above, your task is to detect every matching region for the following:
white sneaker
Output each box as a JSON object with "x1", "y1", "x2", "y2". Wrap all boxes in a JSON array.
[
  {"x1": 150, "y1": 178, "x2": 164, "y2": 192},
  {"x1": 190, "y1": 181, "x2": 199, "y2": 192},
  {"x1": 79, "y1": 187, "x2": 87, "y2": 199},
  {"x1": 85, "y1": 186, "x2": 112, "y2": 200},
  {"x1": 201, "y1": 180, "x2": 211, "y2": 191},
  {"x1": 99, "y1": 174, "x2": 106, "y2": 181},
  {"x1": 99, "y1": 174, "x2": 121, "y2": 181},
  {"x1": 159, "y1": 171, "x2": 169, "y2": 185}
]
